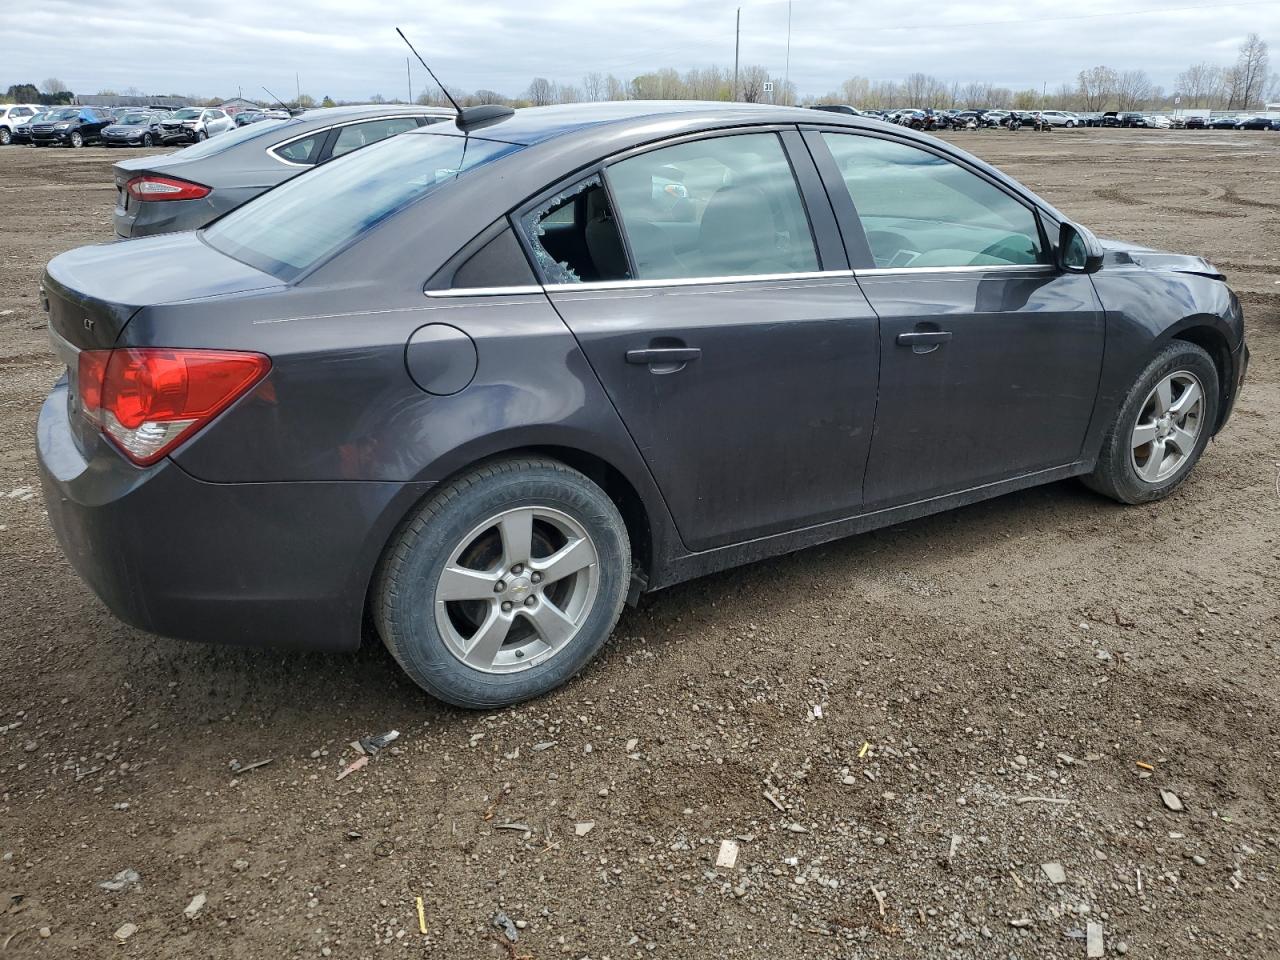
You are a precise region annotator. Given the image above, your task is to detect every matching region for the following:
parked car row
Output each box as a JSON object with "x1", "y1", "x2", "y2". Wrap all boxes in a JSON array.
[
  {"x1": 36, "y1": 101, "x2": 1248, "y2": 707},
  {"x1": 1, "y1": 104, "x2": 257, "y2": 147},
  {"x1": 808, "y1": 104, "x2": 1279, "y2": 133}
]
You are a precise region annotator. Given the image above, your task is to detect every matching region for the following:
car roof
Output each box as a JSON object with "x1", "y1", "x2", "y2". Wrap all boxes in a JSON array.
[{"x1": 410, "y1": 100, "x2": 901, "y2": 148}]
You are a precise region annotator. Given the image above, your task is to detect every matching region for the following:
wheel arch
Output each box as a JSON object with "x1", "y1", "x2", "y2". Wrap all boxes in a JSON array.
[
  {"x1": 1167, "y1": 319, "x2": 1234, "y2": 433},
  {"x1": 360, "y1": 441, "x2": 664, "y2": 638}
]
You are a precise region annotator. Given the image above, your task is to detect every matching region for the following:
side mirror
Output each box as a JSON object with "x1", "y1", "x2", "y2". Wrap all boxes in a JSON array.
[{"x1": 1058, "y1": 221, "x2": 1104, "y2": 274}]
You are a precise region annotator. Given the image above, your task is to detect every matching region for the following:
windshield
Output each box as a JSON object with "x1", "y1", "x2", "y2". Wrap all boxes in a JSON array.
[
  {"x1": 173, "y1": 108, "x2": 201, "y2": 119},
  {"x1": 174, "y1": 118, "x2": 292, "y2": 160},
  {"x1": 49, "y1": 109, "x2": 79, "y2": 120},
  {"x1": 204, "y1": 130, "x2": 521, "y2": 281}
]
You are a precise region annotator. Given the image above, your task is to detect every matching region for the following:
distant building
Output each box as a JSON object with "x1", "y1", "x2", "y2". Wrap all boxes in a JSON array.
[
  {"x1": 216, "y1": 97, "x2": 261, "y2": 114},
  {"x1": 75, "y1": 94, "x2": 192, "y2": 108}
]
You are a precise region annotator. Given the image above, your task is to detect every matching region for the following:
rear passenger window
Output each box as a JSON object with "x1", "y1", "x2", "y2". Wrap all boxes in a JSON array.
[
  {"x1": 520, "y1": 176, "x2": 631, "y2": 285},
  {"x1": 605, "y1": 132, "x2": 819, "y2": 280},
  {"x1": 330, "y1": 118, "x2": 420, "y2": 159},
  {"x1": 274, "y1": 133, "x2": 325, "y2": 164}
]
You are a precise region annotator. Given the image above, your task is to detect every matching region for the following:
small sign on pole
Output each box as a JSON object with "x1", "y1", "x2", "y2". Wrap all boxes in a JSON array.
[{"x1": 763, "y1": 82, "x2": 774, "y2": 92}]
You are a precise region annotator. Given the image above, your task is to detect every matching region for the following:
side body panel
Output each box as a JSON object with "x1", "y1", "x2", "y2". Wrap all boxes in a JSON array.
[
  {"x1": 859, "y1": 268, "x2": 1105, "y2": 506},
  {"x1": 549, "y1": 276, "x2": 880, "y2": 550}
]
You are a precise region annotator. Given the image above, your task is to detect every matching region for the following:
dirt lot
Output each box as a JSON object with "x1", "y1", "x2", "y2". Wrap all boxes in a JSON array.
[{"x1": 0, "y1": 129, "x2": 1278, "y2": 960}]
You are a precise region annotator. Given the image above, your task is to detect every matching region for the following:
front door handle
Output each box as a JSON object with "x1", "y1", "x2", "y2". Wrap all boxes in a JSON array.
[
  {"x1": 896, "y1": 330, "x2": 952, "y2": 355},
  {"x1": 626, "y1": 347, "x2": 702, "y2": 365},
  {"x1": 896, "y1": 331, "x2": 952, "y2": 346}
]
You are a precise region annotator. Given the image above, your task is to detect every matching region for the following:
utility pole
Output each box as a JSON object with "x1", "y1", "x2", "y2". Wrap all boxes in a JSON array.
[
  {"x1": 407, "y1": 58, "x2": 412, "y2": 104},
  {"x1": 733, "y1": 8, "x2": 740, "y2": 102},
  {"x1": 295, "y1": 72, "x2": 301, "y2": 106},
  {"x1": 783, "y1": 1, "x2": 792, "y2": 106}
]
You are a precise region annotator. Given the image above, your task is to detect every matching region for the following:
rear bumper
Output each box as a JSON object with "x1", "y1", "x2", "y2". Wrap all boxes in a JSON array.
[{"x1": 38, "y1": 378, "x2": 433, "y2": 651}]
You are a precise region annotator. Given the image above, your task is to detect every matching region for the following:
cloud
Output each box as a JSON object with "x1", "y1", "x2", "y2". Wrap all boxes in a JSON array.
[{"x1": 4, "y1": 0, "x2": 1277, "y2": 100}]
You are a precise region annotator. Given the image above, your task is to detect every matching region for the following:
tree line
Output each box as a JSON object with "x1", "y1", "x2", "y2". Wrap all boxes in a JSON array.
[
  {"x1": 8, "y1": 34, "x2": 1276, "y2": 114},
  {"x1": 410, "y1": 33, "x2": 1275, "y2": 113}
]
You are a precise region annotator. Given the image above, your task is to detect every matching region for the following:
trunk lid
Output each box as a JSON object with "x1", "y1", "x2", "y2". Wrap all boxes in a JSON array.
[{"x1": 43, "y1": 231, "x2": 282, "y2": 351}]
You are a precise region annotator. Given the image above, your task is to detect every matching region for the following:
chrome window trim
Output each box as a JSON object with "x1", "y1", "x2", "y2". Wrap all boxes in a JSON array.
[
  {"x1": 427, "y1": 269, "x2": 863, "y2": 298},
  {"x1": 268, "y1": 114, "x2": 430, "y2": 168},
  {"x1": 545, "y1": 269, "x2": 856, "y2": 293},
  {"x1": 425, "y1": 285, "x2": 545, "y2": 299},
  {"x1": 854, "y1": 264, "x2": 1055, "y2": 277}
]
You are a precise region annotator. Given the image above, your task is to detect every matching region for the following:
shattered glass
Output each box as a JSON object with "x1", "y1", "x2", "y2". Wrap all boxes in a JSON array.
[{"x1": 520, "y1": 176, "x2": 603, "y2": 285}]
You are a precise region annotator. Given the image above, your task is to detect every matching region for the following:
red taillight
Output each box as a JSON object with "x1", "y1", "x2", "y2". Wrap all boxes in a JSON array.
[
  {"x1": 77, "y1": 348, "x2": 270, "y2": 466},
  {"x1": 125, "y1": 175, "x2": 211, "y2": 202}
]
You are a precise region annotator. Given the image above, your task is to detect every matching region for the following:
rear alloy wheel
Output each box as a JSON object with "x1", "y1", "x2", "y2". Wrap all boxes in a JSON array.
[
  {"x1": 0, "y1": 127, "x2": 11, "y2": 146},
  {"x1": 375, "y1": 457, "x2": 631, "y2": 708},
  {"x1": 69, "y1": 130, "x2": 83, "y2": 148},
  {"x1": 1083, "y1": 341, "x2": 1218, "y2": 504}
]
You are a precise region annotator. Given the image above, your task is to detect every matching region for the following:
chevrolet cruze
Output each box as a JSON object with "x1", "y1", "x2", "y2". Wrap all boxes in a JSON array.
[{"x1": 37, "y1": 102, "x2": 1247, "y2": 707}]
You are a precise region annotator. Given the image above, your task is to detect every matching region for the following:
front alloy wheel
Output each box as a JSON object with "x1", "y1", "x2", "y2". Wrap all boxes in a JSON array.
[
  {"x1": 1084, "y1": 341, "x2": 1219, "y2": 504},
  {"x1": 0, "y1": 127, "x2": 11, "y2": 146},
  {"x1": 1129, "y1": 371, "x2": 1204, "y2": 483},
  {"x1": 69, "y1": 131, "x2": 83, "y2": 148}
]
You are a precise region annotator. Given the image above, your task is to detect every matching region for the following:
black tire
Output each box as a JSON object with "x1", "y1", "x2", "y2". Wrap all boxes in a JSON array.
[
  {"x1": 375, "y1": 457, "x2": 631, "y2": 709},
  {"x1": 141, "y1": 133, "x2": 153, "y2": 147},
  {"x1": 69, "y1": 130, "x2": 83, "y2": 148},
  {"x1": 0, "y1": 127, "x2": 10, "y2": 146},
  {"x1": 1083, "y1": 341, "x2": 1219, "y2": 504},
  {"x1": 196, "y1": 129, "x2": 207, "y2": 141}
]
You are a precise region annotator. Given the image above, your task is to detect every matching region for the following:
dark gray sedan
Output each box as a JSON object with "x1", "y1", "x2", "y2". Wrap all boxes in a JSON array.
[
  {"x1": 111, "y1": 104, "x2": 452, "y2": 237},
  {"x1": 39, "y1": 102, "x2": 1247, "y2": 708}
]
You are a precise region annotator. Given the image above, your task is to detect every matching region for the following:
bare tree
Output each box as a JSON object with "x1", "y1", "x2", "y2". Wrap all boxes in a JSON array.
[
  {"x1": 604, "y1": 74, "x2": 627, "y2": 101},
  {"x1": 738, "y1": 65, "x2": 770, "y2": 103},
  {"x1": 526, "y1": 77, "x2": 557, "y2": 106},
  {"x1": 472, "y1": 89, "x2": 506, "y2": 105},
  {"x1": 1115, "y1": 69, "x2": 1152, "y2": 110},
  {"x1": 582, "y1": 72, "x2": 604, "y2": 102},
  {"x1": 840, "y1": 76, "x2": 870, "y2": 105},
  {"x1": 42, "y1": 77, "x2": 69, "y2": 95},
  {"x1": 1076, "y1": 66, "x2": 1118, "y2": 111},
  {"x1": 1175, "y1": 62, "x2": 1220, "y2": 107},
  {"x1": 1234, "y1": 33, "x2": 1270, "y2": 108}
]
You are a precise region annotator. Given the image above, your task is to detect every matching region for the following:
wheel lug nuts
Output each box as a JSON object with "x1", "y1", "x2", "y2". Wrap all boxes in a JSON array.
[
  {"x1": 501, "y1": 601, "x2": 513, "y2": 612},
  {"x1": 510, "y1": 563, "x2": 523, "y2": 575},
  {"x1": 524, "y1": 596, "x2": 536, "y2": 607},
  {"x1": 494, "y1": 581, "x2": 506, "y2": 593},
  {"x1": 530, "y1": 572, "x2": 542, "y2": 584}
]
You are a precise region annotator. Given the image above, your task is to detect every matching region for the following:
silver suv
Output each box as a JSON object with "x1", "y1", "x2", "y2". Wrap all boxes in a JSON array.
[{"x1": 1038, "y1": 110, "x2": 1082, "y2": 128}]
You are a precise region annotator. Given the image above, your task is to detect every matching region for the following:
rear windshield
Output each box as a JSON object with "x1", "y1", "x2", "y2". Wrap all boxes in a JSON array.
[
  {"x1": 203, "y1": 130, "x2": 521, "y2": 281},
  {"x1": 174, "y1": 117, "x2": 294, "y2": 159}
]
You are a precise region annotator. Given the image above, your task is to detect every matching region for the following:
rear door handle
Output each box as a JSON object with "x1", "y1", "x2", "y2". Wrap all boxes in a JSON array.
[
  {"x1": 896, "y1": 331, "x2": 952, "y2": 346},
  {"x1": 626, "y1": 347, "x2": 701, "y2": 365}
]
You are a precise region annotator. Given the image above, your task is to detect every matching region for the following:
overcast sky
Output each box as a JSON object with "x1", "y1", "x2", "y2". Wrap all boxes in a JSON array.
[{"x1": 4, "y1": 0, "x2": 1278, "y2": 101}]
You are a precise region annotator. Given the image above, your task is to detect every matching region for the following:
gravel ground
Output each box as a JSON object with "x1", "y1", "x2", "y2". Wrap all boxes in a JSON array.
[{"x1": 0, "y1": 128, "x2": 1278, "y2": 960}]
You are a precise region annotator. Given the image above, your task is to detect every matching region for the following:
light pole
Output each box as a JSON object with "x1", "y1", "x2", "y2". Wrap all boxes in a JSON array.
[
  {"x1": 783, "y1": 1, "x2": 792, "y2": 106},
  {"x1": 733, "y1": 8, "x2": 740, "y2": 102}
]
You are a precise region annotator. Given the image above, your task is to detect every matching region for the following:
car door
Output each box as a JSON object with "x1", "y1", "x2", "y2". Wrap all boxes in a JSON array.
[
  {"x1": 807, "y1": 128, "x2": 1104, "y2": 507},
  {"x1": 523, "y1": 128, "x2": 882, "y2": 552}
]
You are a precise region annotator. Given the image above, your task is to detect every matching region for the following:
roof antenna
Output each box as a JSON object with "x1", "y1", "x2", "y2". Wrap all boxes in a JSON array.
[
  {"x1": 395, "y1": 27, "x2": 514, "y2": 133},
  {"x1": 262, "y1": 86, "x2": 296, "y2": 115}
]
